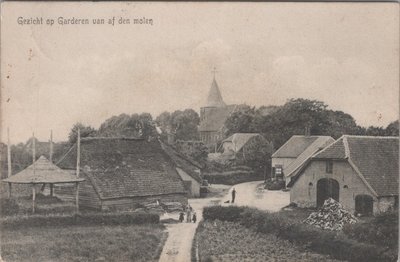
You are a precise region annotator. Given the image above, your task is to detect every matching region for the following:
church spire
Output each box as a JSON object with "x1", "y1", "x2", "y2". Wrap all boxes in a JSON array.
[{"x1": 206, "y1": 67, "x2": 226, "y2": 108}]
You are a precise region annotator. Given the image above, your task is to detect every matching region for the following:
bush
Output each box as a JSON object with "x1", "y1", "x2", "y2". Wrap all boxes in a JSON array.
[
  {"x1": 264, "y1": 179, "x2": 285, "y2": 190},
  {"x1": 343, "y1": 211, "x2": 398, "y2": 249},
  {"x1": 202, "y1": 206, "x2": 397, "y2": 262},
  {"x1": 203, "y1": 171, "x2": 263, "y2": 185},
  {"x1": 0, "y1": 198, "x2": 19, "y2": 216},
  {"x1": 1, "y1": 212, "x2": 160, "y2": 229}
]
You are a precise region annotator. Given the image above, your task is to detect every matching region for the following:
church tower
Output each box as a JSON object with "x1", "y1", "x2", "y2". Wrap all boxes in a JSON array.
[{"x1": 200, "y1": 73, "x2": 226, "y2": 122}]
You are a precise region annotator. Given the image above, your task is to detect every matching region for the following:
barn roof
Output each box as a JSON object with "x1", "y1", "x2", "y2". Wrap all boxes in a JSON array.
[
  {"x1": 160, "y1": 142, "x2": 202, "y2": 183},
  {"x1": 272, "y1": 135, "x2": 333, "y2": 158},
  {"x1": 56, "y1": 137, "x2": 186, "y2": 200},
  {"x1": 222, "y1": 133, "x2": 264, "y2": 153},
  {"x1": 312, "y1": 135, "x2": 399, "y2": 196},
  {"x1": 284, "y1": 136, "x2": 335, "y2": 178},
  {"x1": 199, "y1": 105, "x2": 236, "y2": 132},
  {"x1": 3, "y1": 156, "x2": 84, "y2": 184}
]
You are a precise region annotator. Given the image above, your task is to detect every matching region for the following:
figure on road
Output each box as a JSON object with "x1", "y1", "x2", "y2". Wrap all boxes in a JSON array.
[
  {"x1": 192, "y1": 212, "x2": 197, "y2": 223},
  {"x1": 179, "y1": 212, "x2": 184, "y2": 223},
  {"x1": 231, "y1": 188, "x2": 236, "y2": 203},
  {"x1": 186, "y1": 205, "x2": 192, "y2": 222}
]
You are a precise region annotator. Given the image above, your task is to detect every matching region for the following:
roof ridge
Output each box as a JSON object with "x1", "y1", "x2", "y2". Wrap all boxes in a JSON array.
[{"x1": 312, "y1": 136, "x2": 343, "y2": 158}]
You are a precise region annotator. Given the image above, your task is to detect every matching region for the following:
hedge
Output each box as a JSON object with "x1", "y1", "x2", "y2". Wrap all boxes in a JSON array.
[
  {"x1": 203, "y1": 172, "x2": 263, "y2": 185},
  {"x1": 202, "y1": 206, "x2": 397, "y2": 262},
  {"x1": 1, "y1": 212, "x2": 160, "y2": 229}
]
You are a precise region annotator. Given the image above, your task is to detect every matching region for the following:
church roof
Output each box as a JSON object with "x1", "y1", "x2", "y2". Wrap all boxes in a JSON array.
[{"x1": 205, "y1": 78, "x2": 226, "y2": 108}]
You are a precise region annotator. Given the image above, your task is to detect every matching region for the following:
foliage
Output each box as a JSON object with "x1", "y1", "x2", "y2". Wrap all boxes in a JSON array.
[
  {"x1": 385, "y1": 120, "x2": 399, "y2": 136},
  {"x1": 194, "y1": 220, "x2": 340, "y2": 262},
  {"x1": 174, "y1": 140, "x2": 208, "y2": 166},
  {"x1": 1, "y1": 224, "x2": 166, "y2": 262},
  {"x1": 0, "y1": 198, "x2": 19, "y2": 216},
  {"x1": 234, "y1": 135, "x2": 272, "y2": 173},
  {"x1": 343, "y1": 211, "x2": 398, "y2": 249},
  {"x1": 1, "y1": 212, "x2": 160, "y2": 229},
  {"x1": 98, "y1": 113, "x2": 157, "y2": 139},
  {"x1": 264, "y1": 179, "x2": 286, "y2": 190},
  {"x1": 68, "y1": 122, "x2": 97, "y2": 144},
  {"x1": 203, "y1": 171, "x2": 263, "y2": 185},
  {"x1": 202, "y1": 206, "x2": 397, "y2": 262},
  {"x1": 155, "y1": 109, "x2": 200, "y2": 141}
]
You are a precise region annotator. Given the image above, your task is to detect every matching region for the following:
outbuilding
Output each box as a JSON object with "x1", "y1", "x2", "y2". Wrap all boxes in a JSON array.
[{"x1": 288, "y1": 135, "x2": 399, "y2": 215}]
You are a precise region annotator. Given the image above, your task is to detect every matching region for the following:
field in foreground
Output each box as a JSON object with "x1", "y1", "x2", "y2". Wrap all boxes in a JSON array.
[
  {"x1": 1, "y1": 224, "x2": 167, "y2": 262},
  {"x1": 195, "y1": 220, "x2": 341, "y2": 262}
]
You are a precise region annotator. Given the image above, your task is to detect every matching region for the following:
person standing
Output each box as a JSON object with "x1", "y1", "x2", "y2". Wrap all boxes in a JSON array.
[
  {"x1": 179, "y1": 212, "x2": 185, "y2": 223},
  {"x1": 192, "y1": 211, "x2": 197, "y2": 223},
  {"x1": 186, "y1": 205, "x2": 192, "y2": 222},
  {"x1": 231, "y1": 188, "x2": 236, "y2": 204}
]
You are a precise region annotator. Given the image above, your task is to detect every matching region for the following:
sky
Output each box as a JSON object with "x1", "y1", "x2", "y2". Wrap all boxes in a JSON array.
[{"x1": 1, "y1": 2, "x2": 399, "y2": 143}]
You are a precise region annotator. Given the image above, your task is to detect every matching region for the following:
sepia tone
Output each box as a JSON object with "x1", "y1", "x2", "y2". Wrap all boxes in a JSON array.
[{"x1": 0, "y1": 2, "x2": 399, "y2": 262}]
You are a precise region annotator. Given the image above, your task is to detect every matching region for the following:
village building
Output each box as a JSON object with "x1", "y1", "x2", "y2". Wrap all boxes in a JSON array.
[
  {"x1": 221, "y1": 133, "x2": 273, "y2": 160},
  {"x1": 160, "y1": 142, "x2": 203, "y2": 197},
  {"x1": 271, "y1": 135, "x2": 335, "y2": 185},
  {"x1": 288, "y1": 135, "x2": 399, "y2": 216},
  {"x1": 199, "y1": 76, "x2": 236, "y2": 147},
  {"x1": 56, "y1": 137, "x2": 188, "y2": 210}
]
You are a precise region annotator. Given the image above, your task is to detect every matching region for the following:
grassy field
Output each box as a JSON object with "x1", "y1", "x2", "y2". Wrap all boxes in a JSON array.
[
  {"x1": 195, "y1": 220, "x2": 341, "y2": 262},
  {"x1": 1, "y1": 224, "x2": 167, "y2": 262}
]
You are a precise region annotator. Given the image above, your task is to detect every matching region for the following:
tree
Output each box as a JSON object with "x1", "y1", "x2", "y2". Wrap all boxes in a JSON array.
[
  {"x1": 156, "y1": 109, "x2": 200, "y2": 141},
  {"x1": 68, "y1": 123, "x2": 97, "y2": 144},
  {"x1": 98, "y1": 113, "x2": 157, "y2": 139},
  {"x1": 385, "y1": 120, "x2": 399, "y2": 136},
  {"x1": 223, "y1": 104, "x2": 258, "y2": 137}
]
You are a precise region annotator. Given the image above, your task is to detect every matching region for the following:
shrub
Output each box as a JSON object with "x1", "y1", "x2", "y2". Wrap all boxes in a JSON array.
[
  {"x1": 1, "y1": 212, "x2": 159, "y2": 229},
  {"x1": 202, "y1": 206, "x2": 397, "y2": 262},
  {"x1": 343, "y1": 211, "x2": 398, "y2": 249},
  {"x1": 203, "y1": 171, "x2": 263, "y2": 185},
  {"x1": 0, "y1": 198, "x2": 19, "y2": 216},
  {"x1": 264, "y1": 179, "x2": 285, "y2": 190}
]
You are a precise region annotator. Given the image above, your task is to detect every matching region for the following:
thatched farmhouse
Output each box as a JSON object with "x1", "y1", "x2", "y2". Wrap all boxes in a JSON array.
[
  {"x1": 288, "y1": 136, "x2": 399, "y2": 216},
  {"x1": 160, "y1": 142, "x2": 203, "y2": 197},
  {"x1": 56, "y1": 137, "x2": 188, "y2": 210},
  {"x1": 199, "y1": 77, "x2": 236, "y2": 146},
  {"x1": 271, "y1": 135, "x2": 334, "y2": 185}
]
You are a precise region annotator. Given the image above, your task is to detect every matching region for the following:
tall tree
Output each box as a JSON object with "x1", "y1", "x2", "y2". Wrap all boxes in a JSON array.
[
  {"x1": 156, "y1": 109, "x2": 200, "y2": 141},
  {"x1": 68, "y1": 122, "x2": 97, "y2": 144},
  {"x1": 385, "y1": 120, "x2": 399, "y2": 136}
]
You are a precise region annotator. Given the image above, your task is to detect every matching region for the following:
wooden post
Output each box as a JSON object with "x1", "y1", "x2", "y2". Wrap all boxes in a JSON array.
[
  {"x1": 75, "y1": 182, "x2": 79, "y2": 213},
  {"x1": 50, "y1": 184, "x2": 54, "y2": 197},
  {"x1": 32, "y1": 185, "x2": 36, "y2": 214},
  {"x1": 32, "y1": 132, "x2": 36, "y2": 164},
  {"x1": 76, "y1": 129, "x2": 80, "y2": 178},
  {"x1": 8, "y1": 183, "x2": 12, "y2": 198},
  {"x1": 49, "y1": 130, "x2": 53, "y2": 163},
  {"x1": 7, "y1": 127, "x2": 12, "y2": 178}
]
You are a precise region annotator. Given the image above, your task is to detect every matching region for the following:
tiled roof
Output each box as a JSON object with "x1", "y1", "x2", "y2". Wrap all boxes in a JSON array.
[
  {"x1": 56, "y1": 137, "x2": 186, "y2": 199},
  {"x1": 313, "y1": 136, "x2": 399, "y2": 196},
  {"x1": 285, "y1": 136, "x2": 335, "y2": 178},
  {"x1": 222, "y1": 133, "x2": 265, "y2": 153},
  {"x1": 199, "y1": 105, "x2": 236, "y2": 132},
  {"x1": 3, "y1": 156, "x2": 84, "y2": 184},
  {"x1": 272, "y1": 136, "x2": 332, "y2": 158},
  {"x1": 160, "y1": 142, "x2": 202, "y2": 183}
]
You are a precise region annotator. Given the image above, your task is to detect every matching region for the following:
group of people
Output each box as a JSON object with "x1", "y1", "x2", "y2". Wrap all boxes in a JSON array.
[{"x1": 179, "y1": 204, "x2": 197, "y2": 223}]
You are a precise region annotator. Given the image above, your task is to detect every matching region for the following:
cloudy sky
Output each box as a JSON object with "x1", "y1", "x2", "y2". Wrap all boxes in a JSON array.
[{"x1": 1, "y1": 2, "x2": 398, "y2": 143}]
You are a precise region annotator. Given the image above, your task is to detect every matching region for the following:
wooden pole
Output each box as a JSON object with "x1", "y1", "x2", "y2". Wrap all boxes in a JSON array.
[
  {"x1": 32, "y1": 132, "x2": 36, "y2": 164},
  {"x1": 32, "y1": 185, "x2": 36, "y2": 214},
  {"x1": 75, "y1": 182, "x2": 79, "y2": 213},
  {"x1": 8, "y1": 183, "x2": 12, "y2": 198},
  {"x1": 50, "y1": 184, "x2": 54, "y2": 197},
  {"x1": 7, "y1": 127, "x2": 11, "y2": 178},
  {"x1": 76, "y1": 128, "x2": 80, "y2": 178},
  {"x1": 49, "y1": 130, "x2": 53, "y2": 163}
]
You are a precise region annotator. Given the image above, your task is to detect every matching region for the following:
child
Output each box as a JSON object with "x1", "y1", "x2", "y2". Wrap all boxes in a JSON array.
[
  {"x1": 192, "y1": 212, "x2": 197, "y2": 223},
  {"x1": 179, "y1": 212, "x2": 184, "y2": 223}
]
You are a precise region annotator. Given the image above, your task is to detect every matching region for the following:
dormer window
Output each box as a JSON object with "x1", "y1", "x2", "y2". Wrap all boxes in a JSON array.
[{"x1": 326, "y1": 161, "x2": 333, "y2": 174}]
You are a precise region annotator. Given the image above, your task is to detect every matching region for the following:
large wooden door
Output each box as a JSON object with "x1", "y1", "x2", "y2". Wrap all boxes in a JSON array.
[{"x1": 317, "y1": 178, "x2": 339, "y2": 207}]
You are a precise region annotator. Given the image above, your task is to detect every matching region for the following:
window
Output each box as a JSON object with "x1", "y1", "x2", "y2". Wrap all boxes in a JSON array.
[{"x1": 326, "y1": 161, "x2": 333, "y2": 173}]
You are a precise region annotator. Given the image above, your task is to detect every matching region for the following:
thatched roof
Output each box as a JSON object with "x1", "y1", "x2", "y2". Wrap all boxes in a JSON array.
[
  {"x1": 2, "y1": 156, "x2": 84, "y2": 184},
  {"x1": 56, "y1": 137, "x2": 186, "y2": 200}
]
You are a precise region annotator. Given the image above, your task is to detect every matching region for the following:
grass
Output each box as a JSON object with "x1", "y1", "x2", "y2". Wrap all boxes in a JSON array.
[
  {"x1": 195, "y1": 220, "x2": 341, "y2": 262},
  {"x1": 1, "y1": 224, "x2": 167, "y2": 262}
]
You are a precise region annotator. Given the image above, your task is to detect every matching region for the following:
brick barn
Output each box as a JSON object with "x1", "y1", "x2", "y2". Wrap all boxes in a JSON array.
[
  {"x1": 288, "y1": 135, "x2": 399, "y2": 215},
  {"x1": 56, "y1": 137, "x2": 188, "y2": 210}
]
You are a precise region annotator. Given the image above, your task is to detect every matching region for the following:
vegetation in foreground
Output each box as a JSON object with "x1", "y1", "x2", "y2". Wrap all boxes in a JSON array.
[
  {"x1": 201, "y1": 206, "x2": 398, "y2": 262},
  {"x1": 194, "y1": 220, "x2": 341, "y2": 262},
  {"x1": 1, "y1": 224, "x2": 167, "y2": 262}
]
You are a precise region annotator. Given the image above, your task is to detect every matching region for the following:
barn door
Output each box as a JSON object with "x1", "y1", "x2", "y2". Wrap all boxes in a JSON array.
[
  {"x1": 355, "y1": 195, "x2": 373, "y2": 216},
  {"x1": 317, "y1": 178, "x2": 339, "y2": 207}
]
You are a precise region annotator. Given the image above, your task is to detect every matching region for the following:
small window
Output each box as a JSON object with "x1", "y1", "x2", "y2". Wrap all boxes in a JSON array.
[{"x1": 326, "y1": 161, "x2": 333, "y2": 173}]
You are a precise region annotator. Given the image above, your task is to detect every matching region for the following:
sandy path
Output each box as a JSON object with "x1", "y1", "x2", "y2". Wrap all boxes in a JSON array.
[{"x1": 159, "y1": 198, "x2": 220, "y2": 262}]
